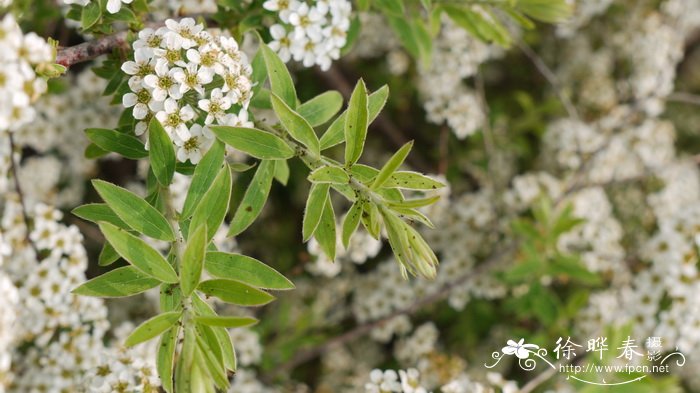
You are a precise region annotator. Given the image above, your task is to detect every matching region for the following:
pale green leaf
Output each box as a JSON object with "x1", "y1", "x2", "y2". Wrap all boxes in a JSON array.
[
  {"x1": 344, "y1": 79, "x2": 369, "y2": 165},
  {"x1": 342, "y1": 202, "x2": 362, "y2": 248},
  {"x1": 297, "y1": 91, "x2": 343, "y2": 127},
  {"x1": 156, "y1": 326, "x2": 179, "y2": 393},
  {"x1": 194, "y1": 315, "x2": 258, "y2": 328},
  {"x1": 302, "y1": 183, "x2": 329, "y2": 241},
  {"x1": 98, "y1": 222, "x2": 179, "y2": 284},
  {"x1": 191, "y1": 165, "x2": 232, "y2": 242},
  {"x1": 205, "y1": 251, "x2": 295, "y2": 290},
  {"x1": 315, "y1": 193, "x2": 337, "y2": 260},
  {"x1": 72, "y1": 203, "x2": 129, "y2": 230},
  {"x1": 320, "y1": 85, "x2": 388, "y2": 150},
  {"x1": 181, "y1": 140, "x2": 225, "y2": 218},
  {"x1": 180, "y1": 224, "x2": 208, "y2": 297},
  {"x1": 260, "y1": 42, "x2": 297, "y2": 108},
  {"x1": 148, "y1": 118, "x2": 176, "y2": 186},
  {"x1": 371, "y1": 141, "x2": 413, "y2": 190},
  {"x1": 228, "y1": 160, "x2": 274, "y2": 237},
  {"x1": 197, "y1": 279, "x2": 275, "y2": 306},
  {"x1": 92, "y1": 180, "x2": 175, "y2": 241},
  {"x1": 271, "y1": 93, "x2": 320, "y2": 156},
  {"x1": 209, "y1": 126, "x2": 295, "y2": 160},
  {"x1": 382, "y1": 171, "x2": 445, "y2": 190},
  {"x1": 72, "y1": 266, "x2": 160, "y2": 297},
  {"x1": 125, "y1": 311, "x2": 182, "y2": 347},
  {"x1": 273, "y1": 159, "x2": 290, "y2": 185},
  {"x1": 308, "y1": 166, "x2": 350, "y2": 184}
]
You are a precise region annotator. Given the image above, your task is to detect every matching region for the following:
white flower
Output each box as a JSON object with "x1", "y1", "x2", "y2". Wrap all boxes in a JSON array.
[
  {"x1": 174, "y1": 124, "x2": 214, "y2": 164},
  {"x1": 399, "y1": 369, "x2": 427, "y2": 393},
  {"x1": 120, "y1": 48, "x2": 154, "y2": 84},
  {"x1": 155, "y1": 99, "x2": 195, "y2": 141},
  {"x1": 172, "y1": 63, "x2": 213, "y2": 95},
  {"x1": 198, "y1": 88, "x2": 232, "y2": 125},
  {"x1": 263, "y1": 0, "x2": 300, "y2": 23},
  {"x1": 269, "y1": 25, "x2": 293, "y2": 62},
  {"x1": 106, "y1": 0, "x2": 133, "y2": 14},
  {"x1": 133, "y1": 27, "x2": 167, "y2": 54},
  {"x1": 365, "y1": 369, "x2": 401, "y2": 393},
  {"x1": 222, "y1": 109, "x2": 253, "y2": 128},
  {"x1": 502, "y1": 338, "x2": 539, "y2": 359},
  {"x1": 164, "y1": 18, "x2": 203, "y2": 49},
  {"x1": 143, "y1": 59, "x2": 182, "y2": 101},
  {"x1": 289, "y1": 3, "x2": 325, "y2": 41}
]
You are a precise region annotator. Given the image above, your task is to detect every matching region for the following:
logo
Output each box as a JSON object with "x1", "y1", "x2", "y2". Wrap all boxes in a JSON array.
[{"x1": 485, "y1": 336, "x2": 686, "y2": 386}]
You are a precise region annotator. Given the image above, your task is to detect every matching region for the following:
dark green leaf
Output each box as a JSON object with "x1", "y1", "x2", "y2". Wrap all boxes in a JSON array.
[
  {"x1": 209, "y1": 126, "x2": 295, "y2": 160},
  {"x1": 85, "y1": 128, "x2": 148, "y2": 159},
  {"x1": 148, "y1": 118, "x2": 176, "y2": 186},
  {"x1": 198, "y1": 279, "x2": 275, "y2": 306},
  {"x1": 72, "y1": 266, "x2": 160, "y2": 297},
  {"x1": 205, "y1": 251, "x2": 294, "y2": 290},
  {"x1": 124, "y1": 311, "x2": 182, "y2": 347},
  {"x1": 228, "y1": 160, "x2": 274, "y2": 237}
]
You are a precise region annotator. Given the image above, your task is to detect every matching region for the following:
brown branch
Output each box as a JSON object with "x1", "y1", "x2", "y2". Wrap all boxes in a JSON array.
[
  {"x1": 7, "y1": 134, "x2": 39, "y2": 255},
  {"x1": 55, "y1": 31, "x2": 129, "y2": 67},
  {"x1": 668, "y1": 92, "x2": 700, "y2": 106}
]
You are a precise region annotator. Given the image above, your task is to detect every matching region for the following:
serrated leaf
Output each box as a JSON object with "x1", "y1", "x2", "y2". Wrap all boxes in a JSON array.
[
  {"x1": 271, "y1": 93, "x2": 320, "y2": 156},
  {"x1": 297, "y1": 91, "x2": 343, "y2": 127},
  {"x1": 205, "y1": 251, "x2": 295, "y2": 290},
  {"x1": 209, "y1": 126, "x2": 295, "y2": 160},
  {"x1": 194, "y1": 315, "x2": 258, "y2": 328},
  {"x1": 320, "y1": 85, "x2": 388, "y2": 150},
  {"x1": 190, "y1": 165, "x2": 232, "y2": 242},
  {"x1": 315, "y1": 193, "x2": 337, "y2": 260},
  {"x1": 124, "y1": 311, "x2": 182, "y2": 347},
  {"x1": 228, "y1": 160, "x2": 274, "y2": 237},
  {"x1": 198, "y1": 279, "x2": 275, "y2": 306},
  {"x1": 72, "y1": 203, "x2": 130, "y2": 230},
  {"x1": 344, "y1": 80, "x2": 369, "y2": 165},
  {"x1": 180, "y1": 224, "x2": 208, "y2": 297},
  {"x1": 342, "y1": 202, "x2": 362, "y2": 248},
  {"x1": 99, "y1": 222, "x2": 179, "y2": 284},
  {"x1": 372, "y1": 141, "x2": 413, "y2": 190},
  {"x1": 72, "y1": 266, "x2": 160, "y2": 297},
  {"x1": 148, "y1": 118, "x2": 176, "y2": 187},
  {"x1": 308, "y1": 166, "x2": 350, "y2": 184},
  {"x1": 157, "y1": 326, "x2": 179, "y2": 393},
  {"x1": 382, "y1": 171, "x2": 445, "y2": 190},
  {"x1": 92, "y1": 180, "x2": 175, "y2": 241},
  {"x1": 85, "y1": 128, "x2": 148, "y2": 159},
  {"x1": 302, "y1": 183, "x2": 329, "y2": 241},
  {"x1": 260, "y1": 42, "x2": 297, "y2": 108},
  {"x1": 181, "y1": 140, "x2": 225, "y2": 218}
]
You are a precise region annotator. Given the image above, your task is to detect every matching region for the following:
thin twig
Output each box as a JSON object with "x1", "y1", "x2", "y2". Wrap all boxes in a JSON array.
[
  {"x1": 517, "y1": 41, "x2": 579, "y2": 120},
  {"x1": 7, "y1": 134, "x2": 39, "y2": 255},
  {"x1": 55, "y1": 31, "x2": 129, "y2": 67},
  {"x1": 667, "y1": 92, "x2": 700, "y2": 106}
]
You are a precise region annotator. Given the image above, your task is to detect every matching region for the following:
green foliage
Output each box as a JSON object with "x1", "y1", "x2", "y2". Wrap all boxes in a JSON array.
[{"x1": 148, "y1": 118, "x2": 176, "y2": 187}]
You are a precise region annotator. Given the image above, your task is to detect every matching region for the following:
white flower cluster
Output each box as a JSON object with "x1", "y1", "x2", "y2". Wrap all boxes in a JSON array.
[
  {"x1": 264, "y1": 0, "x2": 352, "y2": 70},
  {"x1": 0, "y1": 272, "x2": 17, "y2": 392},
  {"x1": 0, "y1": 15, "x2": 52, "y2": 134},
  {"x1": 122, "y1": 18, "x2": 253, "y2": 164},
  {"x1": 306, "y1": 228, "x2": 382, "y2": 277},
  {"x1": 365, "y1": 368, "x2": 428, "y2": 393}
]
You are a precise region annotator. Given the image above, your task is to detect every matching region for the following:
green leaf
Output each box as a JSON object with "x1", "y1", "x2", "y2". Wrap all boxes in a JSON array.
[
  {"x1": 157, "y1": 326, "x2": 180, "y2": 393},
  {"x1": 197, "y1": 279, "x2": 275, "y2": 306},
  {"x1": 344, "y1": 79, "x2": 369, "y2": 165},
  {"x1": 194, "y1": 315, "x2": 258, "y2": 328},
  {"x1": 84, "y1": 143, "x2": 109, "y2": 159},
  {"x1": 148, "y1": 118, "x2": 176, "y2": 187},
  {"x1": 341, "y1": 202, "x2": 362, "y2": 248},
  {"x1": 190, "y1": 165, "x2": 232, "y2": 242},
  {"x1": 387, "y1": 195, "x2": 440, "y2": 208},
  {"x1": 205, "y1": 251, "x2": 295, "y2": 290},
  {"x1": 320, "y1": 85, "x2": 388, "y2": 150},
  {"x1": 250, "y1": 49, "x2": 267, "y2": 98},
  {"x1": 191, "y1": 295, "x2": 236, "y2": 370},
  {"x1": 375, "y1": 0, "x2": 405, "y2": 16},
  {"x1": 361, "y1": 202, "x2": 382, "y2": 239},
  {"x1": 124, "y1": 311, "x2": 182, "y2": 347},
  {"x1": 297, "y1": 91, "x2": 343, "y2": 127},
  {"x1": 273, "y1": 159, "x2": 290, "y2": 185},
  {"x1": 98, "y1": 242, "x2": 120, "y2": 266},
  {"x1": 72, "y1": 266, "x2": 160, "y2": 297},
  {"x1": 308, "y1": 166, "x2": 350, "y2": 184},
  {"x1": 98, "y1": 222, "x2": 179, "y2": 284},
  {"x1": 85, "y1": 128, "x2": 148, "y2": 159},
  {"x1": 209, "y1": 126, "x2": 295, "y2": 160},
  {"x1": 260, "y1": 42, "x2": 297, "y2": 108},
  {"x1": 442, "y1": 5, "x2": 511, "y2": 46},
  {"x1": 72, "y1": 203, "x2": 129, "y2": 230},
  {"x1": 515, "y1": 0, "x2": 572, "y2": 23},
  {"x1": 315, "y1": 193, "x2": 337, "y2": 260},
  {"x1": 302, "y1": 183, "x2": 329, "y2": 241},
  {"x1": 193, "y1": 326, "x2": 229, "y2": 389},
  {"x1": 80, "y1": 1, "x2": 101, "y2": 30},
  {"x1": 180, "y1": 224, "x2": 208, "y2": 297},
  {"x1": 382, "y1": 171, "x2": 445, "y2": 190},
  {"x1": 271, "y1": 93, "x2": 320, "y2": 156},
  {"x1": 181, "y1": 140, "x2": 225, "y2": 218},
  {"x1": 371, "y1": 141, "x2": 413, "y2": 190},
  {"x1": 92, "y1": 180, "x2": 175, "y2": 241},
  {"x1": 228, "y1": 160, "x2": 274, "y2": 237}
]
